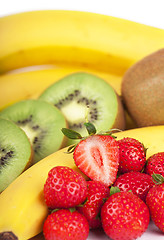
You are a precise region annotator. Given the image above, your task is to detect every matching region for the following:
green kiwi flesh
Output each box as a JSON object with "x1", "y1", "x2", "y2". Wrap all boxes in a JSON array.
[
  {"x1": 0, "y1": 118, "x2": 32, "y2": 192},
  {"x1": 39, "y1": 72, "x2": 125, "y2": 143},
  {"x1": 0, "y1": 99, "x2": 67, "y2": 163},
  {"x1": 122, "y1": 49, "x2": 164, "y2": 127}
]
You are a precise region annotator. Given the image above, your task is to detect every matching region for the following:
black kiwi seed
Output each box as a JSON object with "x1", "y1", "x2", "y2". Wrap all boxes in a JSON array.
[
  {"x1": 33, "y1": 136, "x2": 38, "y2": 144},
  {"x1": 0, "y1": 150, "x2": 14, "y2": 166},
  {"x1": 74, "y1": 90, "x2": 80, "y2": 96},
  {"x1": 68, "y1": 94, "x2": 74, "y2": 100},
  {"x1": 32, "y1": 125, "x2": 39, "y2": 130},
  {"x1": 0, "y1": 147, "x2": 14, "y2": 167}
]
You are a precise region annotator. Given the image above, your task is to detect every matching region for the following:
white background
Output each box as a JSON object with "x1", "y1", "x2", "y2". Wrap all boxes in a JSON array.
[
  {"x1": 0, "y1": 0, "x2": 164, "y2": 29},
  {"x1": 0, "y1": 1, "x2": 164, "y2": 239}
]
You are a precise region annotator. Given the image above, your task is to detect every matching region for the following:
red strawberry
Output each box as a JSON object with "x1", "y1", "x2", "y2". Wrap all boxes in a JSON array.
[
  {"x1": 77, "y1": 180, "x2": 110, "y2": 229},
  {"x1": 101, "y1": 189, "x2": 150, "y2": 240},
  {"x1": 73, "y1": 134, "x2": 119, "y2": 186},
  {"x1": 145, "y1": 152, "x2": 164, "y2": 177},
  {"x1": 43, "y1": 209, "x2": 89, "y2": 240},
  {"x1": 117, "y1": 137, "x2": 146, "y2": 173},
  {"x1": 113, "y1": 171, "x2": 154, "y2": 201},
  {"x1": 146, "y1": 174, "x2": 164, "y2": 233},
  {"x1": 44, "y1": 166, "x2": 88, "y2": 209}
]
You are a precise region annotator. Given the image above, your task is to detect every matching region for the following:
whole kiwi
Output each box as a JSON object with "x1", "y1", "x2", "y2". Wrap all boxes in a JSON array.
[{"x1": 122, "y1": 48, "x2": 164, "y2": 127}]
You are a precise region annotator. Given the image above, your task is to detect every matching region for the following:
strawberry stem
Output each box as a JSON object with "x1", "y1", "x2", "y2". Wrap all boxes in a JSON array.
[
  {"x1": 152, "y1": 173, "x2": 164, "y2": 184},
  {"x1": 68, "y1": 207, "x2": 76, "y2": 213}
]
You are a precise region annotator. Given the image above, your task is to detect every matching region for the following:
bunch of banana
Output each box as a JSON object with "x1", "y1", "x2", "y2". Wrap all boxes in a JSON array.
[
  {"x1": 1, "y1": 10, "x2": 164, "y2": 130},
  {"x1": 0, "y1": 10, "x2": 164, "y2": 112},
  {"x1": 0, "y1": 125, "x2": 164, "y2": 240},
  {"x1": 0, "y1": 10, "x2": 164, "y2": 75}
]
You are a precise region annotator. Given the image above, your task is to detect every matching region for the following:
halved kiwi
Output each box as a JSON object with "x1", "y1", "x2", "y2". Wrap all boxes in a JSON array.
[
  {"x1": 39, "y1": 72, "x2": 125, "y2": 144},
  {"x1": 0, "y1": 118, "x2": 32, "y2": 192},
  {"x1": 0, "y1": 99, "x2": 67, "y2": 163}
]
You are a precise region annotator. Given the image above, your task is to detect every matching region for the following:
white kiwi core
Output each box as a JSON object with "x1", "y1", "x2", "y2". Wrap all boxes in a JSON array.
[
  {"x1": 20, "y1": 125, "x2": 37, "y2": 143},
  {"x1": 61, "y1": 101, "x2": 88, "y2": 124}
]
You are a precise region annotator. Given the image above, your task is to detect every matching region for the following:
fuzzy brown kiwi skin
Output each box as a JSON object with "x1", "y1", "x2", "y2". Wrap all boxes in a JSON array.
[
  {"x1": 111, "y1": 94, "x2": 126, "y2": 131},
  {"x1": 121, "y1": 48, "x2": 164, "y2": 127},
  {"x1": 124, "y1": 110, "x2": 137, "y2": 130}
]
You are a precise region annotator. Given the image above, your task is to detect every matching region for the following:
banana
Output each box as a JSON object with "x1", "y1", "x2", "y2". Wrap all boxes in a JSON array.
[
  {"x1": 0, "y1": 10, "x2": 164, "y2": 75},
  {"x1": 0, "y1": 147, "x2": 87, "y2": 240},
  {"x1": 0, "y1": 125, "x2": 164, "y2": 240},
  {"x1": 0, "y1": 66, "x2": 122, "y2": 110}
]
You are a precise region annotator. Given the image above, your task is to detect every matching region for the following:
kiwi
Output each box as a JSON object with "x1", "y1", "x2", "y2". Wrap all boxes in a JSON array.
[
  {"x1": 0, "y1": 118, "x2": 32, "y2": 192},
  {"x1": 0, "y1": 99, "x2": 67, "y2": 163},
  {"x1": 122, "y1": 49, "x2": 164, "y2": 127},
  {"x1": 39, "y1": 72, "x2": 125, "y2": 143}
]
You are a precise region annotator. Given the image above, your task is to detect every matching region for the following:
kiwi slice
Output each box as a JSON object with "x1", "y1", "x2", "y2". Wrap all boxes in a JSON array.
[
  {"x1": 39, "y1": 72, "x2": 125, "y2": 144},
  {"x1": 0, "y1": 118, "x2": 32, "y2": 192},
  {"x1": 0, "y1": 99, "x2": 67, "y2": 163}
]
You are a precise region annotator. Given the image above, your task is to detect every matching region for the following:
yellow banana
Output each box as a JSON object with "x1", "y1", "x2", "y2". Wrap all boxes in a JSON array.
[
  {"x1": 0, "y1": 10, "x2": 164, "y2": 75},
  {"x1": 0, "y1": 66, "x2": 122, "y2": 110},
  {"x1": 0, "y1": 147, "x2": 87, "y2": 240},
  {"x1": 0, "y1": 125, "x2": 164, "y2": 240}
]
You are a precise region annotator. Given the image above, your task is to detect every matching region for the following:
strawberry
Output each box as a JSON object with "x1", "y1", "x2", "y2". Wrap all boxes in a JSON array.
[
  {"x1": 43, "y1": 166, "x2": 88, "y2": 209},
  {"x1": 62, "y1": 122, "x2": 119, "y2": 187},
  {"x1": 113, "y1": 171, "x2": 154, "y2": 201},
  {"x1": 43, "y1": 209, "x2": 89, "y2": 240},
  {"x1": 117, "y1": 137, "x2": 146, "y2": 173},
  {"x1": 146, "y1": 174, "x2": 164, "y2": 233},
  {"x1": 77, "y1": 180, "x2": 110, "y2": 229},
  {"x1": 73, "y1": 134, "x2": 119, "y2": 186},
  {"x1": 145, "y1": 152, "x2": 164, "y2": 177},
  {"x1": 101, "y1": 189, "x2": 150, "y2": 240}
]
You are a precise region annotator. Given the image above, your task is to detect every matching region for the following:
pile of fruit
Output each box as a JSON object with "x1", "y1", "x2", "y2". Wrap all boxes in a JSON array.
[
  {"x1": 41, "y1": 123, "x2": 164, "y2": 240},
  {"x1": 0, "y1": 10, "x2": 164, "y2": 240}
]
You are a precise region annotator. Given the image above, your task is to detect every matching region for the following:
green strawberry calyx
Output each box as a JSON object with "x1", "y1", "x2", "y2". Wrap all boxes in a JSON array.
[
  {"x1": 62, "y1": 122, "x2": 121, "y2": 153},
  {"x1": 110, "y1": 186, "x2": 121, "y2": 196},
  {"x1": 51, "y1": 207, "x2": 76, "y2": 214},
  {"x1": 152, "y1": 173, "x2": 164, "y2": 185}
]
